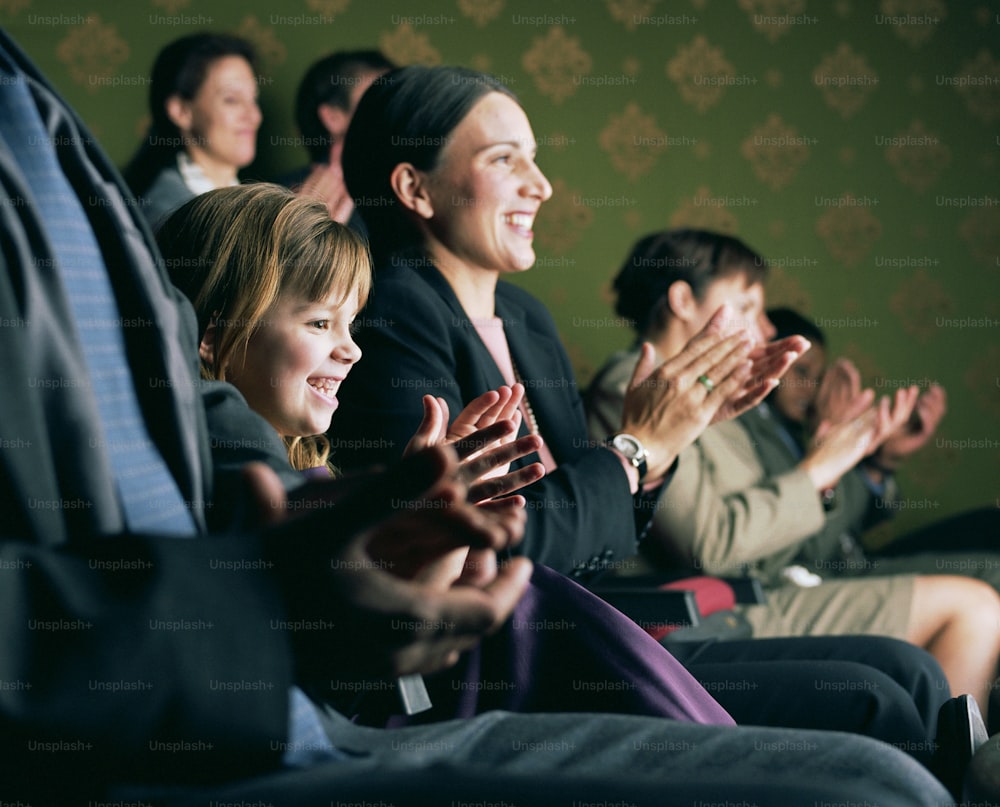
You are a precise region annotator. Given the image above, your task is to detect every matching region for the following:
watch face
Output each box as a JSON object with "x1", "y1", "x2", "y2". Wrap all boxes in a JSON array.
[{"x1": 613, "y1": 434, "x2": 642, "y2": 461}]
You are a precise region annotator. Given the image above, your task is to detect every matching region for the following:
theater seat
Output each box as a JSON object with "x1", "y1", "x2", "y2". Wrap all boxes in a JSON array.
[{"x1": 587, "y1": 573, "x2": 760, "y2": 642}]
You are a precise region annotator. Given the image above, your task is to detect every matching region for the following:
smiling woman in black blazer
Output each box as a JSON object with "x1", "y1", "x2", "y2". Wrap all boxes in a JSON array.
[{"x1": 332, "y1": 65, "x2": 792, "y2": 578}]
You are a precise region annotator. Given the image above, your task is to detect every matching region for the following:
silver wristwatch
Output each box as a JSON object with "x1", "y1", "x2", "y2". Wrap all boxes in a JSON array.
[{"x1": 607, "y1": 433, "x2": 648, "y2": 483}]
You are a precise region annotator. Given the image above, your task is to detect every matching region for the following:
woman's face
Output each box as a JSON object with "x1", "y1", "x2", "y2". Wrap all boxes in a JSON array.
[
  {"x1": 225, "y1": 285, "x2": 362, "y2": 438},
  {"x1": 687, "y1": 271, "x2": 775, "y2": 345},
  {"x1": 172, "y1": 55, "x2": 261, "y2": 175},
  {"x1": 419, "y1": 92, "x2": 553, "y2": 275},
  {"x1": 771, "y1": 344, "x2": 827, "y2": 424}
]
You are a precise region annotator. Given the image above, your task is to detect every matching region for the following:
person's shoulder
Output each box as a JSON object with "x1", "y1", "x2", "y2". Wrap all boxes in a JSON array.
[
  {"x1": 371, "y1": 257, "x2": 438, "y2": 301},
  {"x1": 591, "y1": 345, "x2": 642, "y2": 392},
  {"x1": 361, "y1": 259, "x2": 453, "y2": 340},
  {"x1": 200, "y1": 380, "x2": 304, "y2": 490},
  {"x1": 201, "y1": 380, "x2": 267, "y2": 437},
  {"x1": 144, "y1": 163, "x2": 187, "y2": 195},
  {"x1": 141, "y1": 165, "x2": 194, "y2": 226}
]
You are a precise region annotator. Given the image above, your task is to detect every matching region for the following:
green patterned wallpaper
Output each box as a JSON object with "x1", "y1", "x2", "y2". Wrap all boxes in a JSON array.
[{"x1": 3, "y1": 0, "x2": 998, "y2": 540}]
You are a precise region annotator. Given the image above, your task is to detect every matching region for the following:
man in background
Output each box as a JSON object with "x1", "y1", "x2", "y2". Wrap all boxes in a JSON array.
[{"x1": 280, "y1": 49, "x2": 393, "y2": 230}]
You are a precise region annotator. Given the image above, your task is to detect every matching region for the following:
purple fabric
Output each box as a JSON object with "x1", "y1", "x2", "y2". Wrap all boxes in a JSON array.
[{"x1": 360, "y1": 565, "x2": 734, "y2": 728}]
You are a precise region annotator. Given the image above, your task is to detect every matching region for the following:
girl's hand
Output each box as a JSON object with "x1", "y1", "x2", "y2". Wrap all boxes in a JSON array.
[{"x1": 406, "y1": 386, "x2": 544, "y2": 503}]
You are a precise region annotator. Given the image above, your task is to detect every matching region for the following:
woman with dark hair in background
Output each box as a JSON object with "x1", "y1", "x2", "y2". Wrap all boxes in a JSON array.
[
  {"x1": 762, "y1": 307, "x2": 828, "y2": 446},
  {"x1": 122, "y1": 32, "x2": 260, "y2": 227}
]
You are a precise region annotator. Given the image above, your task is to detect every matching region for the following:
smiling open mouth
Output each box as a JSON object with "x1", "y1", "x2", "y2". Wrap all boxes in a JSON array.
[
  {"x1": 505, "y1": 213, "x2": 534, "y2": 233},
  {"x1": 307, "y1": 378, "x2": 339, "y2": 401}
]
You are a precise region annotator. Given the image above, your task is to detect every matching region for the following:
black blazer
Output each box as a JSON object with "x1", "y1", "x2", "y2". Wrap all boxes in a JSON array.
[{"x1": 334, "y1": 259, "x2": 639, "y2": 578}]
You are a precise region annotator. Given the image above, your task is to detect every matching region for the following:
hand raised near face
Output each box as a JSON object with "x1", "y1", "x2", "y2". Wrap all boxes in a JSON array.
[
  {"x1": 712, "y1": 334, "x2": 810, "y2": 425},
  {"x1": 867, "y1": 386, "x2": 919, "y2": 455},
  {"x1": 246, "y1": 448, "x2": 532, "y2": 679},
  {"x1": 871, "y1": 384, "x2": 946, "y2": 471},
  {"x1": 297, "y1": 161, "x2": 355, "y2": 224},
  {"x1": 620, "y1": 305, "x2": 757, "y2": 480},
  {"x1": 800, "y1": 407, "x2": 882, "y2": 492},
  {"x1": 800, "y1": 383, "x2": 927, "y2": 490},
  {"x1": 810, "y1": 357, "x2": 874, "y2": 431}
]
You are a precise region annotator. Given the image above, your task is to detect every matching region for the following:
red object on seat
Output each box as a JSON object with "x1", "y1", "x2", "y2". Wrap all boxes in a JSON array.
[{"x1": 645, "y1": 577, "x2": 738, "y2": 641}]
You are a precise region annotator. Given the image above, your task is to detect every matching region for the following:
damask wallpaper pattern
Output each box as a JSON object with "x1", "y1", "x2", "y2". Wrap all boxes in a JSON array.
[{"x1": 3, "y1": 0, "x2": 998, "y2": 538}]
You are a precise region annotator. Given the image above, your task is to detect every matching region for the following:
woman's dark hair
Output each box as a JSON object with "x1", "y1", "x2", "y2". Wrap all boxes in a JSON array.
[
  {"x1": 613, "y1": 229, "x2": 768, "y2": 339},
  {"x1": 342, "y1": 65, "x2": 518, "y2": 267},
  {"x1": 767, "y1": 307, "x2": 825, "y2": 346},
  {"x1": 295, "y1": 49, "x2": 395, "y2": 163},
  {"x1": 122, "y1": 33, "x2": 256, "y2": 197}
]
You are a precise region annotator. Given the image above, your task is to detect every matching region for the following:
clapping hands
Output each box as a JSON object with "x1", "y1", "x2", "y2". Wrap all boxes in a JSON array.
[
  {"x1": 620, "y1": 304, "x2": 808, "y2": 481},
  {"x1": 405, "y1": 385, "x2": 545, "y2": 504},
  {"x1": 799, "y1": 356, "x2": 947, "y2": 489},
  {"x1": 404, "y1": 386, "x2": 544, "y2": 588},
  {"x1": 248, "y1": 446, "x2": 533, "y2": 679},
  {"x1": 871, "y1": 384, "x2": 947, "y2": 471}
]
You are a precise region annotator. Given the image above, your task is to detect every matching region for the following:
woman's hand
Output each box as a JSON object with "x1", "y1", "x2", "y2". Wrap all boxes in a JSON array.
[
  {"x1": 711, "y1": 334, "x2": 811, "y2": 424},
  {"x1": 620, "y1": 305, "x2": 757, "y2": 481},
  {"x1": 799, "y1": 389, "x2": 915, "y2": 491},
  {"x1": 866, "y1": 385, "x2": 920, "y2": 458},
  {"x1": 798, "y1": 365, "x2": 927, "y2": 491}
]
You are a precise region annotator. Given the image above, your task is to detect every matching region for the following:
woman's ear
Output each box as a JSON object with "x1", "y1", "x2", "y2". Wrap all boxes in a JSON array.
[
  {"x1": 666, "y1": 280, "x2": 697, "y2": 323},
  {"x1": 390, "y1": 162, "x2": 435, "y2": 220},
  {"x1": 198, "y1": 320, "x2": 217, "y2": 368},
  {"x1": 165, "y1": 94, "x2": 192, "y2": 133}
]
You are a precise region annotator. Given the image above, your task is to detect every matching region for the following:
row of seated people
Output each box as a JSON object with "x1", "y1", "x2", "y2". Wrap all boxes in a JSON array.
[
  {"x1": 3, "y1": 26, "x2": 995, "y2": 805},
  {"x1": 320, "y1": 57, "x2": 1000, "y2": 746},
  {"x1": 584, "y1": 229, "x2": 1000, "y2": 722},
  {"x1": 119, "y1": 28, "x2": 1000, "y2": 799},
  {"x1": 162, "y1": 52, "x2": 999, "y2": 797}
]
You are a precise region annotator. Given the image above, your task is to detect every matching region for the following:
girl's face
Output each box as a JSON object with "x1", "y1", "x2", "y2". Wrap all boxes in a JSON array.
[
  {"x1": 771, "y1": 344, "x2": 827, "y2": 424},
  {"x1": 688, "y1": 272, "x2": 775, "y2": 345},
  {"x1": 418, "y1": 92, "x2": 553, "y2": 275},
  {"x1": 171, "y1": 55, "x2": 261, "y2": 175},
  {"x1": 225, "y1": 285, "x2": 362, "y2": 438}
]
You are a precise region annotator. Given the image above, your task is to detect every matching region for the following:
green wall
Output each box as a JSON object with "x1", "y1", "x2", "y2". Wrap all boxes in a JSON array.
[{"x1": 5, "y1": 0, "x2": 998, "y2": 541}]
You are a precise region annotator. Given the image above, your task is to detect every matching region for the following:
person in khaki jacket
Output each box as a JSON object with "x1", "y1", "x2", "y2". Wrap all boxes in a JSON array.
[
  {"x1": 746, "y1": 306, "x2": 1000, "y2": 587},
  {"x1": 587, "y1": 228, "x2": 1000, "y2": 721}
]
